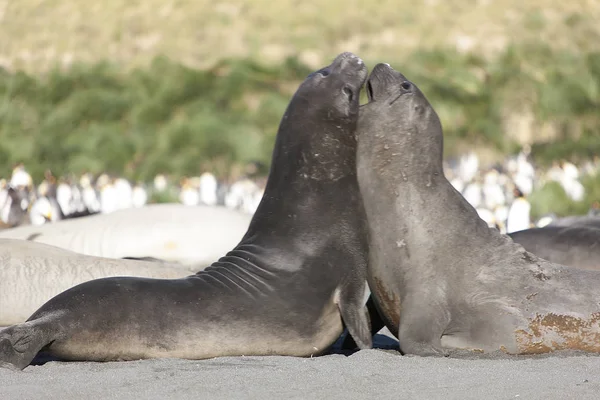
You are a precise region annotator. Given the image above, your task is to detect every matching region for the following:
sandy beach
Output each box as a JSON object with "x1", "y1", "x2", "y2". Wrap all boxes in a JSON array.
[{"x1": 1, "y1": 330, "x2": 599, "y2": 400}]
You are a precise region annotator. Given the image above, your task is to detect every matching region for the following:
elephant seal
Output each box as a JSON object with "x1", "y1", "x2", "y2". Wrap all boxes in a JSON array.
[
  {"x1": 0, "y1": 239, "x2": 195, "y2": 326},
  {"x1": 549, "y1": 215, "x2": 600, "y2": 229},
  {"x1": 0, "y1": 52, "x2": 372, "y2": 370},
  {"x1": 509, "y1": 226, "x2": 600, "y2": 271},
  {"x1": 355, "y1": 63, "x2": 600, "y2": 356},
  {"x1": 343, "y1": 223, "x2": 600, "y2": 350},
  {"x1": 0, "y1": 203, "x2": 252, "y2": 267}
]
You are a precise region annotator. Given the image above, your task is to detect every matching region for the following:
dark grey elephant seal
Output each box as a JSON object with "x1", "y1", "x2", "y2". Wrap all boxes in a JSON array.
[
  {"x1": 356, "y1": 63, "x2": 600, "y2": 356},
  {"x1": 549, "y1": 216, "x2": 600, "y2": 229},
  {"x1": 0, "y1": 52, "x2": 372, "y2": 370},
  {"x1": 510, "y1": 226, "x2": 600, "y2": 271}
]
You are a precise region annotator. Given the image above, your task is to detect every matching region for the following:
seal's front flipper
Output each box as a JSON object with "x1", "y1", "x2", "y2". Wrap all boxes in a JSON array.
[
  {"x1": 0, "y1": 319, "x2": 57, "y2": 370},
  {"x1": 337, "y1": 287, "x2": 373, "y2": 350},
  {"x1": 341, "y1": 294, "x2": 385, "y2": 350},
  {"x1": 398, "y1": 337, "x2": 449, "y2": 357},
  {"x1": 397, "y1": 299, "x2": 450, "y2": 357}
]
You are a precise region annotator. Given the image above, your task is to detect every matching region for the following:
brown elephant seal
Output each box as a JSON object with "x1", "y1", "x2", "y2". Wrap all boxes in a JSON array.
[
  {"x1": 355, "y1": 63, "x2": 600, "y2": 356},
  {"x1": 509, "y1": 226, "x2": 600, "y2": 271},
  {"x1": 0, "y1": 52, "x2": 372, "y2": 370}
]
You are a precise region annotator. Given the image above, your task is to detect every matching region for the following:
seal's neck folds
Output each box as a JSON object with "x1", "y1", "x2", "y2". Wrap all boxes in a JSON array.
[
  {"x1": 358, "y1": 139, "x2": 518, "y2": 277},
  {"x1": 244, "y1": 101, "x2": 362, "y2": 241},
  {"x1": 270, "y1": 105, "x2": 358, "y2": 185}
]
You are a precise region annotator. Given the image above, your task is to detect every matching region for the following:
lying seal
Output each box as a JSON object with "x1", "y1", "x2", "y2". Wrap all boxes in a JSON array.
[
  {"x1": 0, "y1": 52, "x2": 372, "y2": 370},
  {"x1": 0, "y1": 204, "x2": 252, "y2": 267},
  {"x1": 355, "y1": 63, "x2": 600, "y2": 356},
  {"x1": 0, "y1": 239, "x2": 195, "y2": 326},
  {"x1": 509, "y1": 226, "x2": 600, "y2": 271},
  {"x1": 549, "y1": 215, "x2": 600, "y2": 229}
]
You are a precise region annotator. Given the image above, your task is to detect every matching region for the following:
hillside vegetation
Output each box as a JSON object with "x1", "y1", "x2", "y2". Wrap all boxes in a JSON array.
[
  {"x1": 0, "y1": 1, "x2": 599, "y2": 187},
  {"x1": 1, "y1": 44, "x2": 599, "y2": 182},
  {"x1": 2, "y1": 0, "x2": 599, "y2": 72}
]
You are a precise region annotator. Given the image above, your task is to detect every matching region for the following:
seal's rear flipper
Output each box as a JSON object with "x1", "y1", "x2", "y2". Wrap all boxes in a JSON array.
[
  {"x1": 0, "y1": 318, "x2": 58, "y2": 370},
  {"x1": 337, "y1": 287, "x2": 373, "y2": 350},
  {"x1": 341, "y1": 294, "x2": 385, "y2": 350}
]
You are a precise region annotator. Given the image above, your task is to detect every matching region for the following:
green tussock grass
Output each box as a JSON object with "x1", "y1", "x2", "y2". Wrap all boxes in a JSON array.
[
  {"x1": 147, "y1": 189, "x2": 180, "y2": 204},
  {"x1": 0, "y1": 56, "x2": 312, "y2": 181},
  {"x1": 1, "y1": 0, "x2": 600, "y2": 218},
  {"x1": 0, "y1": 43, "x2": 599, "y2": 183},
  {"x1": 529, "y1": 174, "x2": 600, "y2": 220}
]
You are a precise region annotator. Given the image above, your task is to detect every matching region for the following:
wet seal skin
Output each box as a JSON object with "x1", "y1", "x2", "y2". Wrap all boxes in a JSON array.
[
  {"x1": 355, "y1": 62, "x2": 600, "y2": 356},
  {"x1": 0, "y1": 52, "x2": 373, "y2": 370}
]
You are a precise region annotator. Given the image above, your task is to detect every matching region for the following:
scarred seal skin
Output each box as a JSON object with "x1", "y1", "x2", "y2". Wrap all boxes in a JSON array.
[
  {"x1": 355, "y1": 62, "x2": 600, "y2": 356},
  {"x1": 0, "y1": 52, "x2": 373, "y2": 370}
]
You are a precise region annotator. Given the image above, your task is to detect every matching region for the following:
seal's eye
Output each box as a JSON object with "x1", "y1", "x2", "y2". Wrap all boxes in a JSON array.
[
  {"x1": 401, "y1": 81, "x2": 412, "y2": 91},
  {"x1": 343, "y1": 87, "x2": 353, "y2": 102},
  {"x1": 318, "y1": 69, "x2": 330, "y2": 77}
]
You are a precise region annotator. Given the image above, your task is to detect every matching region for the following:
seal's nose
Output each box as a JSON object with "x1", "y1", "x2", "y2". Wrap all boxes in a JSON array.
[
  {"x1": 332, "y1": 52, "x2": 364, "y2": 69},
  {"x1": 371, "y1": 63, "x2": 393, "y2": 75},
  {"x1": 331, "y1": 52, "x2": 367, "y2": 86},
  {"x1": 372, "y1": 63, "x2": 409, "y2": 82},
  {"x1": 335, "y1": 52, "x2": 359, "y2": 62},
  {"x1": 367, "y1": 63, "x2": 406, "y2": 101}
]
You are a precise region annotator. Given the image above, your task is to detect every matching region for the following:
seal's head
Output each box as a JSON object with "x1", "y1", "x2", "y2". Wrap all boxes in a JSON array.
[
  {"x1": 240, "y1": 53, "x2": 370, "y2": 272},
  {"x1": 357, "y1": 63, "x2": 444, "y2": 179},
  {"x1": 298, "y1": 52, "x2": 367, "y2": 121},
  {"x1": 270, "y1": 52, "x2": 368, "y2": 183}
]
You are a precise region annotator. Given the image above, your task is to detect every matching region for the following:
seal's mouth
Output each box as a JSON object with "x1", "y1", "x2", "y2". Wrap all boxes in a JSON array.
[
  {"x1": 365, "y1": 63, "x2": 414, "y2": 104},
  {"x1": 366, "y1": 80, "x2": 375, "y2": 102},
  {"x1": 365, "y1": 63, "x2": 393, "y2": 102}
]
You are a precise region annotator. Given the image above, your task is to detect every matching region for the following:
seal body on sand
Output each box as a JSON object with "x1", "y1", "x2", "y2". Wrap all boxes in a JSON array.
[
  {"x1": 0, "y1": 204, "x2": 252, "y2": 267},
  {"x1": 0, "y1": 239, "x2": 195, "y2": 326},
  {"x1": 509, "y1": 226, "x2": 600, "y2": 271},
  {"x1": 0, "y1": 52, "x2": 372, "y2": 370},
  {"x1": 356, "y1": 63, "x2": 600, "y2": 356}
]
